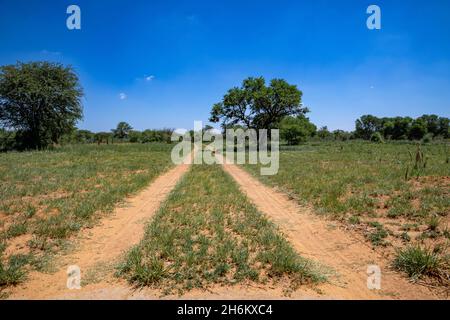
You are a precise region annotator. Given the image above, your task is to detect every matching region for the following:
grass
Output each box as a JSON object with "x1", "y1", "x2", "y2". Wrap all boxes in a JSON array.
[
  {"x1": 241, "y1": 140, "x2": 449, "y2": 282},
  {"x1": 117, "y1": 164, "x2": 324, "y2": 295},
  {"x1": 393, "y1": 246, "x2": 449, "y2": 283},
  {"x1": 0, "y1": 143, "x2": 173, "y2": 289}
]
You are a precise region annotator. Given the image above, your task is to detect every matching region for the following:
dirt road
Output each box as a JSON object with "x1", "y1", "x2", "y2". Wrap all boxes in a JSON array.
[
  {"x1": 8, "y1": 150, "x2": 439, "y2": 299},
  {"x1": 8, "y1": 154, "x2": 194, "y2": 299},
  {"x1": 219, "y1": 161, "x2": 438, "y2": 299}
]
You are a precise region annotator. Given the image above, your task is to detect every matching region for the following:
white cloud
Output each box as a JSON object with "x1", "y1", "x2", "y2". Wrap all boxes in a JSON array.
[
  {"x1": 119, "y1": 93, "x2": 127, "y2": 100},
  {"x1": 145, "y1": 75, "x2": 155, "y2": 81},
  {"x1": 41, "y1": 50, "x2": 61, "y2": 56}
]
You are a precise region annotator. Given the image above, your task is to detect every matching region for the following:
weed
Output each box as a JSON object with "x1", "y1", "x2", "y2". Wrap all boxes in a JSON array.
[{"x1": 393, "y1": 246, "x2": 446, "y2": 281}]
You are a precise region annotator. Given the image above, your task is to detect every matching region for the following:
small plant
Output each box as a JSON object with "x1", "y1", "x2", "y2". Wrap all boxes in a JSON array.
[
  {"x1": 348, "y1": 215, "x2": 360, "y2": 225},
  {"x1": 405, "y1": 144, "x2": 428, "y2": 181},
  {"x1": 370, "y1": 132, "x2": 384, "y2": 143},
  {"x1": 6, "y1": 222, "x2": 27, "y2": 238},
  {"x1": 400, "y1": 232, "x2": 411, "y2": 242},
  {"x1": 393, "y1": 246, "x2": 444, "y2": 280},
  {"x1": 0, "y1": 254, "x2": 29, "y2": 287},
  {"x1": 366, "y1": 222, "x2": 389, "y2": 246},
  {"x1": 427, "y1": 216, "x2": 440, "y2": 232}
]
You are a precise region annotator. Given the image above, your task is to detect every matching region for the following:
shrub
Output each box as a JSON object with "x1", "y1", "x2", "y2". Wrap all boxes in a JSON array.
[
  {"x1": 370, "y1": 132, "x2": 384, "y2": 143},
  {"x1": 393, "y1": 246, "x2": 444, "y2": 280}
]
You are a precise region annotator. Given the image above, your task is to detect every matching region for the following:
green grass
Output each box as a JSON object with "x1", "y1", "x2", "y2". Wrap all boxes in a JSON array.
[
  {"x1": 242, "y1": 140, "x2": 450, "y2": 282},
  {"x1": 244, "y1": 141, "x2": 449, "y2": 220},
  {"x1": 393, "y1": 246, "x2": 449, "y2": 282},
  {"x1": 0, "y1": 143, "x2": 173, "y2": 289},
  {"x1": 117, "y1": 164, "x2": 324, "y2": 295}
]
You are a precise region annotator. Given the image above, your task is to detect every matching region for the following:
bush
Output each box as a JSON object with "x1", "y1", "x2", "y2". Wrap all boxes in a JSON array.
[
  {"x1": 421, "y1": 133, "x2": 433, "y2": 144},
  {"x1": 0, "y1": 129, "x2": 17, "y2": 152},
  {"x1": 393, "y1": 246, "x2": 444, "y2": 280},
  {"x1": 370, "y1": 132, "x2": 384, "y2": 143}
]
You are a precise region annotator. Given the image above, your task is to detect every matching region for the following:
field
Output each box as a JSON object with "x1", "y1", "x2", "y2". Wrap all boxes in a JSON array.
[
  {"x1": 117, "y1": 164, "x2": 323, "y2": 295},
  {"x1": 243, "y1": 141, "x2": 450, "y2": 286},
  {"x1": 0, "y1": 141, "x2": 449, "y2": 299},
  {"x1": 0, "y1": 144, "x2": 173, "y2": 288}
]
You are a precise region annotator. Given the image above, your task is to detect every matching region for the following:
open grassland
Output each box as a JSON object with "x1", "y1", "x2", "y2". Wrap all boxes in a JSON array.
[
  {"x1": 0, "y1": 143, "x2": 173, "y2": 289},
  {"x1": 243, "y1": 141, "x2": 450, "y2": 286},
  {"x1": 118, "y1": 164, "x2": 324, "y2": 295}
]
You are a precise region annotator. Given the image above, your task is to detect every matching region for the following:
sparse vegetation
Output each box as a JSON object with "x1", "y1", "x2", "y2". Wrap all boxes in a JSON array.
[
  {"x1": 118, "y1": 164, "x2": 324, "y2": 295},
  {"x1": 393, "y1": 246, "x2": 449, "y2": 283},
  {"x1": 0, "y1": 143, "x2": 173, "y2": 289}
]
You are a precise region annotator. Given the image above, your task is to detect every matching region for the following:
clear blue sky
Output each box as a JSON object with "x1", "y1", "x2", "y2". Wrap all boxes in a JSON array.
[{"x1": 1, "y1": 0, "x2": 449, "y2": 131}]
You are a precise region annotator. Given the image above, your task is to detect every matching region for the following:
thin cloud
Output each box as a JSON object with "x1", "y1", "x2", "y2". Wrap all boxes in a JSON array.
[
  {"x1": 119, "y1": 93, "x2": 127, "y2": 100},
  {"x1": 41, "y1": 50, "x2": 61, "y2": 56},
  {"x1": 145, "y1": 75, "x2": 155, "y2": 81}
]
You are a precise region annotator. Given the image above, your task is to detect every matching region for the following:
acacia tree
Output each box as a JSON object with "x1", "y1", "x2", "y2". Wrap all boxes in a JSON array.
[
  {"x1": 112, "y1": 122, "x2": 133, "y2": 140},
  {"x1": 0, "y1": 61, "x2": 83, "y2": 149},
  {"x1": 209, "y1": 77, "x2": 308, "y2": 131}
]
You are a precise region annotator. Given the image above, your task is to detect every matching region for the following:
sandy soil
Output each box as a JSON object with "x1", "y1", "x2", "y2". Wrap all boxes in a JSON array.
[
  {"x1": 219, "y1": 160, "x2": 439, "y2": 299},
  {"x1": 8, "y1": 156, "x2": 193, "y2": 300},
  {"x1": 6, "y1": 150, "x2": 441, "y2": 300}
]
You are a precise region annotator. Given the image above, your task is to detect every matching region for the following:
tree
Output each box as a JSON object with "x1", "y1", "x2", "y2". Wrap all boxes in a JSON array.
[
  {"x1": 210, "y1": 77, "x2": 308, "y2": 131},
  {"x1": 317, "y1": 126, "x2": 332, "y2": 139},
  {"x1": 408, "y1": 118, "x2": 427, "y2": 140},
  {"x1": 128, "y1": 130, "x2": 142, "y2": 143},
  {"x1": 332, "y1": 130, "x2": 351, "y2": 141},
  {"x1": 0, "y1": 61, "x2": 83, "y2": 149},
  {"x1": 112, "y1": 122, "x2": 132, "y2": 140},
  {"x1": 280, "y1": 115, "x2": 316, "y2": 145},
  {"x1": 355, "y1": 115, "x2": 382, "y2": 140}
]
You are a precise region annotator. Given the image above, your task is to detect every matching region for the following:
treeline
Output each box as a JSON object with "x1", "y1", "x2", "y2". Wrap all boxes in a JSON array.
[
  {"x1": 354, "y1": 114, "x2": 449, "y2": 141},
  {"x1": 61, "y1": 124, "x2": 174, "y2": 145},
  {"x1": 278, "y1": 114, "x2": 449, "y2": 145},
  {"x1": 0, "y1": 122, "x2": 174, "y2": 151}
]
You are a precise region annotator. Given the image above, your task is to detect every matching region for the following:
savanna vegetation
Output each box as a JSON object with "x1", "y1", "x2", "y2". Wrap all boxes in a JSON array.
[
  {"x1": 0, "y1": 143, "x2": 173, "y2": 289},
  {"x1": 1, "y1": 61, "x2": 449, "y2": 296},
  {"x1": 117, "y1": 164, "x2": 324, "y2": 295},
  {"x1": 242, "y1": 141, "x2": 450, "y2": 287}
]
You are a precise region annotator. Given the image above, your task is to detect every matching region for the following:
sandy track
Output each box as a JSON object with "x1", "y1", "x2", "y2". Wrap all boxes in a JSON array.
[
  {"x1": 219, "y1": 161, "x2": 438, "y2": 299},
  {"x1": 9, "y1": 156, "x2": 193, "y2": 300}
]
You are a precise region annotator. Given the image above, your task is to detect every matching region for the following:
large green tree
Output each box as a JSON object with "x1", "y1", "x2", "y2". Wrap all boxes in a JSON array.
[
  {"x1": 0, "y1": 61, "x2": 83, "y2": 149},
  {"x1": 209, "y1": 77, "x2": 308, "y2": 131},
  {"x1": 112, "y1": 122, "x2": 133, "y2": 140},
  {"x1": 280, "y1": 115, "x2": 316, "y2": 145}
]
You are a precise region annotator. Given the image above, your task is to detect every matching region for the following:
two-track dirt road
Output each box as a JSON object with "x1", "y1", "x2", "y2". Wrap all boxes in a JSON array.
[
  {"x1": 219, "y1": 161, "x2": 437, "y2": 299},
  {"x1": 7, "y1": 151, "x2": 438, "y2": 299}
]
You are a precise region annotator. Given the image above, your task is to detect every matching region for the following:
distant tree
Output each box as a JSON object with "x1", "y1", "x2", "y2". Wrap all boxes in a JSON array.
[
  {"x1": 408, "y1": 118, "x2": 428, "y2": 140},
  {"x1": 437, "y1": 117, "x2": 450, "y2": 138},
  {"x1": 280, "y1": 115, "x2": 316, "y2": 145},
  {"x1": 391, "y1": 117, "x2": 412, "y2": 140},
  {"x1": 370, "y1": 132, "x2": 384, "y2": 143},
  {"x1": 94, "y1": 132, "x2": 112, "y2": 145},
  {"x1": 128, "y1": 130, "x2": 142, "y2": 143},
  {"x1": 317, "y1": 126, "x2": 332, "y2": 139},
  {"x1": 355, "y1": 115, "x2": 382, "y2": 140},
  {"x1": 75, "y1": 130, "x2": 95, "y2": 143},
  {"x1": 112, "y1": 122, "x2": 133, "y2": 140},
  {"x1": 210, "y1": 77, "x2": 308, "y2": 132},
  {"x1": 332, "y1": 130, "x2": 351, "y2": 141},
  {"x1": 0, "y1": 61, "x2": 83, "y2": 149}
]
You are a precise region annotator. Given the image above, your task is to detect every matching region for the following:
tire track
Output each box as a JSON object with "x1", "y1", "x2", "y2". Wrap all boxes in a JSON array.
[{"x1": 219, "y1": 159, "x2": 437, "y2": 299}]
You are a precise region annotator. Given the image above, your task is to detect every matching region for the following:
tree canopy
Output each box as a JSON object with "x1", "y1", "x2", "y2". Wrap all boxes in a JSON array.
[
  {"x1": 0, "y1": 61, "x2": 83, "y2": 149},
  {"x1": 355, "y1": 114, "x2": 449, "y2": 141},
  {"x1": 112, "y1": 121, "x2": 133, "y2": 140},
  {"x1": 210, "y1": 77, "x2": 308, "y2": 131}
]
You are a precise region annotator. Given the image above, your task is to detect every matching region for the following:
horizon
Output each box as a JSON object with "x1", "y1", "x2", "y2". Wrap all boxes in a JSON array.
[{"x1": 1, "y1": 0, "x2": 449, "y2": 132}]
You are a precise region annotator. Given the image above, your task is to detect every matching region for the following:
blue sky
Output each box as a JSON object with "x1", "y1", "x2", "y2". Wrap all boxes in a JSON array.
[{"x1": 0, "y1": 0, "x2": 449, "y2": 131}]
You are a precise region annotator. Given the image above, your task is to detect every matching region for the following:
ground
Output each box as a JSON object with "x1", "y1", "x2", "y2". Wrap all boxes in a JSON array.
[{"x1": 0, "y1": 141, "x2": 449, "y2": 299}]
